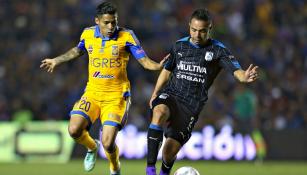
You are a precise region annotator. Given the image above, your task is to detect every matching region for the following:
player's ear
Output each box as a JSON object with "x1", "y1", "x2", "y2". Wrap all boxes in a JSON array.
[
  {"x1": 95, "y1": 17, "x2": 99, "y2": 25},
  {"x1": 209, "y1": 23, "x2": 212, "y2": 30},
  {"x1": 208, "y1": 23, "x2": 212, "y2": 34}
]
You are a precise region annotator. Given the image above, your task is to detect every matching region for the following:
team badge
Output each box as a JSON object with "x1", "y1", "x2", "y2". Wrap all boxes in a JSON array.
[
  {"x1": 205, "y1": 51, "x2": 213, "y2": 61},
  {"x1": 159, "y1": 93, "x2": 169, "y2": 99},
  {"x1": 88, "y1": 45, "x2": 93, "y2": 54},
  {"x1": 99, "y1": 48, "x2": 104, "y2": 53},
  {"x1": 112, "y1": 45, "x2": 119, "y2": 56}
]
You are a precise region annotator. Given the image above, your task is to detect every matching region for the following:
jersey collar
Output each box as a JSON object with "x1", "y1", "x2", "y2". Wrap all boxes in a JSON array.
[
  {"x1": 94, "y1": 25, "x2": 119, "y2": 41},
  {"x1": 189, "y1": 37, "x2": 211, "y2": 48}
]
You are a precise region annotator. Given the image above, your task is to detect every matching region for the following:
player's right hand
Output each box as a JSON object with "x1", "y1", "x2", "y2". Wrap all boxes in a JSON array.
[
  {"x1": 149, "y1": 94, "x2": 157, "y2": 109},
  {"x1": 40, "y1": 58, "x2": 57, "y2": 73}
]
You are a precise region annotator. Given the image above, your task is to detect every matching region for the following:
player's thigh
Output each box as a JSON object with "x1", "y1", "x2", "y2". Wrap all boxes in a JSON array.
[
  {"x1": 151, "y1": 93, "x2": 177, "y2": 125},
  {"x1": 69, "y1": 115, "x2": 88, "y2": 131},
  {"x1": 100, "y1": 96, "x2": 131, "y2": 130},
  {"x1": 101, "y1": 125, "x2": 119, "y2": 147},
  {"x1": 70, "y1": 96, "x2": 100, "y2": 130},
  {"x1": 165, "y1": 103, "x2": 198, "y2": 145},
  {"x1": 152, "y1": 104, "x2": 170, "y2": 125}
]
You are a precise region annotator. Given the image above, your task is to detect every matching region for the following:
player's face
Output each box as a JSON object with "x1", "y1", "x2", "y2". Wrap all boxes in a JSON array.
[
  {"x1": 95, "y1": 14, "x2": 118, "y2": 37},
  {"x1": 189, "y1": 18, "x2": 211, "y2": 45}
]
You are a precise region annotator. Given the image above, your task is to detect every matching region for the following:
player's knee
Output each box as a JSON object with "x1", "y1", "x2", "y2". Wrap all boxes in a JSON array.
[
  {"x1": 154, "y1": 109, "x2": 167, "y2": 117},
  {"x1": 162, "y1": 148, "x2": 176, "y2": 162},
  {"x1": 152, "y1": 107, "x2": 169, "y2": 125},
  {"x1": 102, "y1": 140, "x2": 115, "y2": 153},
  {"x1": 68, "y1": 125, "x2": 83, "y2": 138}
]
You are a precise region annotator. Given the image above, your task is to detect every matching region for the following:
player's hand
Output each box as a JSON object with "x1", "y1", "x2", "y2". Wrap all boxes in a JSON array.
[
  {"x1": 149, "y1": 94, "x2": 158, "y2": 109},
  {"x1": 40, "y1": 58, "x2": 58, "y2": 73},
  {"x1": 244, "y1": 64, "x2": 259, "y2": 82},
  {"x1": 159, "y1": 54, "x2": 170, "y2": 69}
]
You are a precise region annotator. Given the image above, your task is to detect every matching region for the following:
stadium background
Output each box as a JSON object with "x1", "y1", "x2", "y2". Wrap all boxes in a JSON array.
[{"x1": 0, "y1": 0, "x2": 306, "y2": 175}]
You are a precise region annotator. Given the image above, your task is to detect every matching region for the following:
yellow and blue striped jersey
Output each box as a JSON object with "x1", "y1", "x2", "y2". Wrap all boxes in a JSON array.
[{"x1": 77, "y1": 25, "x2": 147, "y2": 93}]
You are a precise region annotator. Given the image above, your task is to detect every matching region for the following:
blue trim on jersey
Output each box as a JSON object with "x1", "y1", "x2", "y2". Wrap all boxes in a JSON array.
[
  {"x1": 149, "y1": 124, "x2": 163, "y2": 131},
  {"x1": 101, "y1": 40, "x2": 106, "y2": 48},
  {"x1": 163, "y1": 55, "x2": 174, "y2": 70},
  {"x1": 126, "y1": 42, "x2": 147, "y2": 59},
  {"x1": 163, "y1": 62, "x2": 172, "y2": 70},
  {"x1": 77, "y1": 39, "x2": 86, "y2": 51},
  {"x1": 103, "y1": 121, "x2": 122, "y2": 130},
  {"x1": 189, "y1": 41, "x2": 200, "y2": 48},
  {"x1": 176, "y1": 36, "x2": 190, "y2": 42},
  {"x1": 211, "y1": 39, "x2": 226, "y2": 48},
  {"x1": 70, "y1": 110, "x2": 92, "y2": 129},
  {"x1": 232, "y1": 60, "x2": 242, "y2": 69},
  {"x1": 177, "y1": 36, "x2": 202, "y2": 48},
  {"x1": 94, "y1": 25, "x2": 101, "y2": 37},
  {"x1": 123, "y1": 91, "x2": 131, "y2": 97}
]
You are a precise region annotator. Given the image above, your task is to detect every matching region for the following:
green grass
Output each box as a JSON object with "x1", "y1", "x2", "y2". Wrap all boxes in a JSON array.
[{"x1": 0, "y1": 159, "x2": 306, "y2": 175}]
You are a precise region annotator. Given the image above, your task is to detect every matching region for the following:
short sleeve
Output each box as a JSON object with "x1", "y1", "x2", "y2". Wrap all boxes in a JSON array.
[
  {"x1": 77, "y1": 30, "x2": 86, "y2": 52},
  {"x1": 218, "y1": 47, "x2": 241, "y2": 73},
  {"x1": 125, "y1": 30, "x2": 147, "y2": 60},
  {"x1": 164, "y1": 46, "x2": 176, "y2": 71}
]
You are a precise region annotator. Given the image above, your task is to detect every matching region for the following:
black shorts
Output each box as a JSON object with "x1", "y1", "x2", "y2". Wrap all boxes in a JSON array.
[{"x1": 151, "y1": 93, "x2": 198, "y2": 145}]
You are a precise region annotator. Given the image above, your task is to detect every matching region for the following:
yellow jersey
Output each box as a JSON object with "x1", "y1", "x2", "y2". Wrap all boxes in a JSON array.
[{"x1": 77, "y1": 25, "x2": 147, "y2": 94}]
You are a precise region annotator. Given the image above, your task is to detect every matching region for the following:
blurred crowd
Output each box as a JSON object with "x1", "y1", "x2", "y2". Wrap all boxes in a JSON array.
[{"x1": 0, "y1": 0, "x2": 306, "y2": 131}]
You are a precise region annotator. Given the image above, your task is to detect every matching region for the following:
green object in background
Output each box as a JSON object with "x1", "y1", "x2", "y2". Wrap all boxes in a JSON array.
[
  {"x1": 234, "y1": 88, "x2": 257, "y2": 120},
  {"x1": 12, "y1": 109, "x2": 33, "y2": 125},
  {"x1": 252, "y1": 130, "x2": 267, "y2": 161},
  {"x1": 0, "y1": 121, "x2": 74, "y2": 163},
  {"x1": 0, "y1": 124, "x2": 19, "y2": 162},
  {"x1": 17, "y1": 132, "x2": 61, "y2": 154}
]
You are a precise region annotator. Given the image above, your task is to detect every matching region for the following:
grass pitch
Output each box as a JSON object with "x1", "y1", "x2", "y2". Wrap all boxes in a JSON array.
[{"x1": 0, "y1": 159, "x2": 306, "y2": 175}]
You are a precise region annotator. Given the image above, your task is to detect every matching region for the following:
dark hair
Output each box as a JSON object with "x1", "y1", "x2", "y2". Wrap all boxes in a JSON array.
[
  {"x1": 96, "y1": 1, "x2": 117, "y2": 17},
  {"x1": 190, "y1": 9, "x2": 212, "y2": 23}
]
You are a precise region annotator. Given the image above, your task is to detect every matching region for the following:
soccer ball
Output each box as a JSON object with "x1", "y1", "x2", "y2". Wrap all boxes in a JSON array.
[{"x1": 174, "y1": 166, "x2": 200, "y2": 175}]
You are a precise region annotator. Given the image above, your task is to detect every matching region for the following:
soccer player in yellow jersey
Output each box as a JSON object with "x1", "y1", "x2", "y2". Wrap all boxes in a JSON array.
[{"x1": 40, "y1": 2, "x2": 165, "y2": 175}]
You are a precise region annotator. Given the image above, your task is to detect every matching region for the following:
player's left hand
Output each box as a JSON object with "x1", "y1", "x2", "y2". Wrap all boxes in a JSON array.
[{"x1": 244, "y1": 64, "x2": 259, "y2": 82}]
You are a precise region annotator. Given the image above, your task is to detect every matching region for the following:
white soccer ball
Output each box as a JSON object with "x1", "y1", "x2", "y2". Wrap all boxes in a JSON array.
[{"x1": 174, "y1": 166, "x2": 200, "y2": 175}]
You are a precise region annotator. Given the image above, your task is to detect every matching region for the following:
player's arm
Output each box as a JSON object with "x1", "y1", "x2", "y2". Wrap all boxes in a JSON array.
[
  {"x1": 40, "y1": 47, "x2": 84, "y2": 73},
  {"x1": 126, "y1": 30, "x2": 167, "y2": 70},
  {"x1": 137, "y1": 55, "x2": 168, "y2": 70},
  {"x1": 218, "y1": 47, "x2": 259, "y2": 83},
  {"x1": 149, "y1": 69, "x2": 171, "y2": 108},
  {"x1": 234, "y1": 64, "x2": 259, "y2": 83}
]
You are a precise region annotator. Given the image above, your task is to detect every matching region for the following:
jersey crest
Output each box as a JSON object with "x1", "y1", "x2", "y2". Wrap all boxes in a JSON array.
[{"x1": 205, "y1": 51, "x2": 213, "y2": 61}]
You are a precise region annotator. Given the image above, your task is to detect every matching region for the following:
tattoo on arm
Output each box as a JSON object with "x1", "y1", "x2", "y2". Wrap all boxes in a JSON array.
[{"x1": 55, "y1": 47, "x2": 84, "y2": 64}]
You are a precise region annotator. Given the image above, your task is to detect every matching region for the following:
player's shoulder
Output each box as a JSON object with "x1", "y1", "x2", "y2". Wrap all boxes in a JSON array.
[
  {"x1": 84, "y1": 26, "x2": 96, "y2": 31},
  {"x1": 173, "y1": 36, "x2": 190, "y2": 48},
  {"x1": 210, "y1": 39, "x2": 227, "y2": 49},
  {"x1": 81, "y1": 26, "x2": 96, "y2": 36},
  {"x1": 117, "y1": 27, "x2": 141, "y2": 43},
  {"x1": 176, "y1": 36, "x2": 190, "y2": 43},
  {"x1": 118, "y1": 27, "x2": 135, "y2": 36}
]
